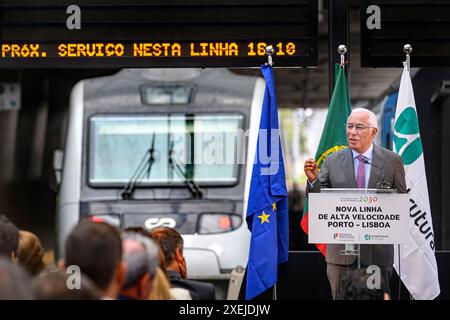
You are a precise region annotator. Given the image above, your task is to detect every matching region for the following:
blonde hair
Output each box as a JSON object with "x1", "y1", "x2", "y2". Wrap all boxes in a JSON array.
[
  {"x1": 18, "y1": 230, "x2": 45, "y2": 276},
  {"x1": 148, "y1": 267, "x2": 173, "y2": 300}
]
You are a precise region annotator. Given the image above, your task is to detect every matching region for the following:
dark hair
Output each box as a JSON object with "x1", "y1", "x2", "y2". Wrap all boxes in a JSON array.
[
  {"x1": 34, "y1": 270, "x2": 100, "y2": 300},
  {"x1": 0, "y1": 257, "x2": 34, "y2": 299},
  {"x1": 65, "y1": 220, "x2": 122, "y2": 290},
  {"x1": 337, "y1": 268, "x2": 385, "y2": 300},
  {"x1": 151, "y1": 227, "x2": 183, "y2": 267},
  {"x1": 0, "y1": 214, "x2": 19, "y2": 258}
]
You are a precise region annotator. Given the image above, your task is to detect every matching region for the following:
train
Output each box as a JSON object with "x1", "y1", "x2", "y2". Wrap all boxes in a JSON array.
[{"x1": 55, "y1": 68, "x2": 267, "y2": 282}]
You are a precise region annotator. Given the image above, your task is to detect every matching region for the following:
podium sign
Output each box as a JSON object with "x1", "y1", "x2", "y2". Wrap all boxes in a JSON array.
[{"x1": 308, "y1": 191, "x2": 410, "y2": 244}]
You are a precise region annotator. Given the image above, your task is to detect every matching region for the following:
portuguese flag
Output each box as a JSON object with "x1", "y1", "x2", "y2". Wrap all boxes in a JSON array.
[{"x1": 300, "y1": 64, "x2": 352, "y2": 256}]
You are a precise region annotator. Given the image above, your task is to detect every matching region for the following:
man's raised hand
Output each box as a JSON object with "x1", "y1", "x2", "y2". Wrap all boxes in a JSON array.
[{"x1": 304, "y1": 158, "x2": 319, "y2": 182}]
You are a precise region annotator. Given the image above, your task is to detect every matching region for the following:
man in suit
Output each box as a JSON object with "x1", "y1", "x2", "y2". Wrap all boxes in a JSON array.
[
  {"x1": 151, "y1": 227, "x2": 216, "y2": 300},
  {"x1": 304, "y1": 108, "x2": 406, "y2": 299}
]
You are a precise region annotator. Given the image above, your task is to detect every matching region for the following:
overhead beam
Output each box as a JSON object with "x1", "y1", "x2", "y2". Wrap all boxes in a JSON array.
[{"x1": 328, "y1": 0, "x2": 349, "y2": 100}]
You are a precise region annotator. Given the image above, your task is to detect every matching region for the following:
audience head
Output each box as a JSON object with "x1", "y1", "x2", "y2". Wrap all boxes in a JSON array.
[
  {"x1": 151, "y1": 227, "x2": 186, "y2": 278},
  {"x1": 120, "y1": 231, "x2": 159, "y2": 300},
  {"x1": 0, "y1": 214, "x2": 19, "y2": 261},
  {"x1": 18, "y1": 230, "x2": 45, "y2": 276},
  {"x1": 64, "y1": 220, "x2": 124, "y2": 298},
  {"x1": 124, "y1": 226, "x2": 167, "y2": 274},
  {"x1": 0, "y1": 257, "x2": 34, "y2": 299},
  {"x1": 34, "y1": 270, "x2": 100, "y2": 300},
  {"x1": 337, "y1": 268, "x2": 387, "y2": 300}
]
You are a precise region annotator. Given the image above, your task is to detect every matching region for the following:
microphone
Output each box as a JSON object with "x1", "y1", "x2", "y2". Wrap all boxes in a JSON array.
[{"x1": 360, "y1": 157, "x2": 391, "y2": 189}]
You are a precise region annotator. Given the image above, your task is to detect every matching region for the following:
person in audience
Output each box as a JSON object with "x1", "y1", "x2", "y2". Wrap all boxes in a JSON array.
[
  {"x1": 124, "y1": 226, "x2": 168, "y2": 274},
  {"x1": 123, "y1": 228, "x2": 174, "y2": 300},
  {"x1": 119, "y1": 231, "x2": 159, "y2": 300},
  {"x1": 34, "y1": 269, "x2": 100, "y2": 300},
  {"x1": 0, "y1": 257, "x2": 34, "y2": 299},
  {"x1": 337, "y1": 268, "x2": 389, "y2": 300},
  {"x1": 63, "y1": 220, "x2": 124, "y2": 299},
  {"x1": 18, "y1": 230, "x2": 45, "y2": 276},
  {"x1": 170, "y1": 286, "x2": 193, "y2": 300},
  {"x1": 151, "y1": 227, "x2": 215, "y2": 300},
  {"x1": 148, "y1": 267, "x2": 175, "y2": 300},
  {"x1": 0, "y1": 214, "x2": 19, "y2": 262}
]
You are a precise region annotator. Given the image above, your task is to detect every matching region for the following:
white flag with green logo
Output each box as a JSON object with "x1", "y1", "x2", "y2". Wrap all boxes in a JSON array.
[{"x1": 393, "y1": 64, "x2": 440, "y2": 300}]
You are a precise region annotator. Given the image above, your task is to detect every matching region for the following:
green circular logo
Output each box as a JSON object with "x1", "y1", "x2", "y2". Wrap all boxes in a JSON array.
[{"x1": 393, "y1": 107, "x2": 423, "y2": 165}]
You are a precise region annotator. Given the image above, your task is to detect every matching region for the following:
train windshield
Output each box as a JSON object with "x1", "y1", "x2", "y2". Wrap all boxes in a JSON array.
[{"x1": 89, "y1": 114, "x2": 244, "y2": 185}]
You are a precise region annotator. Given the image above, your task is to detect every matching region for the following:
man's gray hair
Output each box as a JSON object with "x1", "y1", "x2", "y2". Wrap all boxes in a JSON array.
[
  {"x1": 121, "y1": 232, "x2": 159, "y2": 289},
  {"x1": 350, "y1": 108, "x2": 378, "y2": 129}
]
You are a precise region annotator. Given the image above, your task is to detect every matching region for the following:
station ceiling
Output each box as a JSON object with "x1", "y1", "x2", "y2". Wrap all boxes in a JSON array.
[{"x1": 233, "y1": 2, "x2": 402, "y2": 109}]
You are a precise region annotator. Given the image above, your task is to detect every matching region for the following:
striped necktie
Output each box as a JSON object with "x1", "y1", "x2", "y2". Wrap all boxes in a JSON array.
[{"x1": 356, "y1": 154, "x2": 365, "y2": 188}]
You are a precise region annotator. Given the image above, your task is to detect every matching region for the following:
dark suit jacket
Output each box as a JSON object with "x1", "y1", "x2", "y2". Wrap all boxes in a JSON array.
[
  {"x1": 167, "y1": 270, "x2": 216, "y2": 300},
  {"x1": 308, "y1": 144, "x2": 407, "y2": 266}
]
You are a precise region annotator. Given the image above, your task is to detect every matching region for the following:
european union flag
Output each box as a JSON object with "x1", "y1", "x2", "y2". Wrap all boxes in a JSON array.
[{"x1": 245, "y1": 65, "x2": 289, "y2": 300}]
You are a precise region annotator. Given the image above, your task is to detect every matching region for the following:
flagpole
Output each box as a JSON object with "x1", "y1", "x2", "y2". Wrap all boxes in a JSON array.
[
  {"x1": 264, "y1": 45, "x2": 277, "y2": 301},
  {"x1": 338, "y1": 44, "x2": 347, "y2": 69},
  {"x1": 396, "y1": 44, "x2": 413, "y2": 301},
  {"x1": 337, "y1": 44, "x2": 361, "y2": 269},
  {"x1": 404, "y1": 44, "x2": 412, "y2": 71},
  {"x1": 265, "y1": 45, "x2": 274, "y2": 67},
  {"x1": 338, "y1": 44, "x2": 350, "y2": 85}
]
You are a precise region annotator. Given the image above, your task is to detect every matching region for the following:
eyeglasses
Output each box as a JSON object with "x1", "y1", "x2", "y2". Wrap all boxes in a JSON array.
[{"x1": 345, "y1": 123, "x2": 373, "y2": 132}]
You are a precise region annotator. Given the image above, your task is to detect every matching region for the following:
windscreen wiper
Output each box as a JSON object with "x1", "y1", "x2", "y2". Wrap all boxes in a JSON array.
[
  {"x1": 168, "y1": 140, "x2": 203, "y2": 199},
  {"x1": 121, "y1": 132, "x2": 156, "y2": 200}
]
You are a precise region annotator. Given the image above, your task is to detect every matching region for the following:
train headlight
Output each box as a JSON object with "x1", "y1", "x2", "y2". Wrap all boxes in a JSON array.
[
  {"x1": 198, "y1": 213, "x2": 242, "y2": 234},
  {"x1": 87, "y1": 214, "x2": 121, "y2": 228}
]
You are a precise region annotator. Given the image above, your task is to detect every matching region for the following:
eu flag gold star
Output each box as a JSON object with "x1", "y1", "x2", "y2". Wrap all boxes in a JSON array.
[
  {"x1": 258, "y1": 211, "x2": 270, "y2": 224},
  {"x1": 272, "y1": 202, "x2": 277, "y2": 211}
]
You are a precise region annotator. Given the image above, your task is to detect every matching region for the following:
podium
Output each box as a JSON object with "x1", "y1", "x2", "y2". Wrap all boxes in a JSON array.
[{"x1": 308, "y1": 188, "x2": 410, "y2": 268}]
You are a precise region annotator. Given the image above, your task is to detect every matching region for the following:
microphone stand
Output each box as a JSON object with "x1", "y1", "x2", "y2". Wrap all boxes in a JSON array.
[
  {"x1": 341, "y1": 157, "x2": 392, "y2": 270},
  {"x1": 360, "y1": 157, "x2": 392, "y2": 190},
  {"x1": 361, "y1": 156, "x2": 401, "y2": 298}
]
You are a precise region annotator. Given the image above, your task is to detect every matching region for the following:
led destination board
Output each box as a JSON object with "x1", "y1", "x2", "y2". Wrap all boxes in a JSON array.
[
  {"x1": 0, "y1": 0, "x2": 318, "y2": 68},
  {"x1": 361, "y1": 0, "x2": 450, "y2": 67},
  {"x1": 1, "y1": 41, "x2": 299, "y2": 58}
]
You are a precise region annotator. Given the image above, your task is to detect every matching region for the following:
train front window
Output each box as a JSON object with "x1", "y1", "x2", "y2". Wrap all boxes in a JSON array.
[{"x1": 89, "y1": 114, "x2": 243, "y2": 185}]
